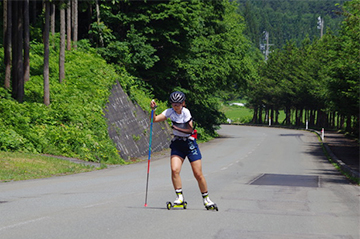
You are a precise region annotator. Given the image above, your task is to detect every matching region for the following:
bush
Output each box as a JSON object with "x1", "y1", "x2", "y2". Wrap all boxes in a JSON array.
[{"x1": 0, "y1": 44, "x2": 128, "y2": 164}]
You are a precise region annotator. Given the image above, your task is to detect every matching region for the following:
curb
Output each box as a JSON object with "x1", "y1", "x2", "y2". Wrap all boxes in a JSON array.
[
  {"x1": 42, "y1": 154, "x2": 102, "y2": 168},
  {"x1": 308, "y1": 129, "x2": 360, "y2": 182}
]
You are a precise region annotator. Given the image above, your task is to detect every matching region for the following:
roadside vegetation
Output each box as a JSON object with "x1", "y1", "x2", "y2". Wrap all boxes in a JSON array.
[
  {"x1": 220, "y1": 101, "x2": 253, "y2": 124},
  {"x1": 0, "y1": 151, "x2": 96, "y2": 182},
  {"x1": 0, "y1": 0, "x2": 358, "y2": 182}
]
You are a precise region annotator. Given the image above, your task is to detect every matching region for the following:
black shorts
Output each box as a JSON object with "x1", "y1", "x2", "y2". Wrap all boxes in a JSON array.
[{"x1": 170, "y1": 139, "x2": 202, "y2": 162}]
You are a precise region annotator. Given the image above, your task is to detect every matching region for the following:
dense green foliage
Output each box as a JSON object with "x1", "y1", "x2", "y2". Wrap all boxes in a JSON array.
[
  {"x1": 0, "y1": 43, "x2": 126, "y2": 163},
  {"x1": 237, "y1": 0, "x2": 348, "y2": 48},
  {"x1": 246, "y1": 0, "x2": 359, "y2": 135},
  {"x1": 0, "y1": 0, "x2": 358, "y2": 164},
  {"x1": 93, "y1": 0, "x2": 260, "y2": 135}
]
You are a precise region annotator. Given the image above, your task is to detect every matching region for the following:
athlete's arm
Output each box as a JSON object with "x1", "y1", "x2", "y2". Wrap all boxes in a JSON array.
[
  {"x1": 189, "y1": 120, "x2": 194, "y2": 128},
  {"x1": 150, "y1": 100, "x2": 167, "y2": 122},
  {"x1": 153, "y1": 113, "x2": 167, "y2": 122}
]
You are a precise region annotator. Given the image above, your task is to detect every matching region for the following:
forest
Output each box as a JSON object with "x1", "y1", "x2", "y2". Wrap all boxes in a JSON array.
[
  {"x1": 0, "y1": 0, "x2": 358, "y2": 163},
  {"x1": 237, "y1": 0, "x2": 348, "y2": 48}
]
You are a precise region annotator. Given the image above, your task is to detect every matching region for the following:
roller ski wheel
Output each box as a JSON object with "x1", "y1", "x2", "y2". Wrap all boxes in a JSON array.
[
  {"x1": 205, "y1": 203, "x2": 218, "y2": 211},
  {"x1": 166, "y1": 201, "x2": 187, "y2": 210}
]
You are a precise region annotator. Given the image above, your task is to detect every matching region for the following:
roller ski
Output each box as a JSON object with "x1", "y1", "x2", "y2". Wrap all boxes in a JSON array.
[
  {"x1": 203, "y1": 192, "x2": 218, "y2": 211},
  {"x1": 205, "y1": 203, "x2": 218, "y2": 211},
  {"x1": 166, "y1": 201, "x2": 187, "y2": 210},
  {"x1": 167, "y1": 189, "x2": 187, "y2": 210}
]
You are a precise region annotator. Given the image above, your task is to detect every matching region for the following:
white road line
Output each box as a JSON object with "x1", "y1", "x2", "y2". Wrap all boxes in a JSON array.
[{"x1": 0, "y1": 217, "x2": 50, "y2": 231}]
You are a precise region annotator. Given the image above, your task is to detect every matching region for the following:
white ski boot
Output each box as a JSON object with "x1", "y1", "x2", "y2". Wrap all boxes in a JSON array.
[{"x1": 202, "y1": 192, "x2": 218, "y2": 211}]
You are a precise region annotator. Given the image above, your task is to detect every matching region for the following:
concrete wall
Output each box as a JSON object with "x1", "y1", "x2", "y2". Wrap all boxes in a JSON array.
[{"x1": 104, "y1": 81, "x2": 172, "y2": 160}]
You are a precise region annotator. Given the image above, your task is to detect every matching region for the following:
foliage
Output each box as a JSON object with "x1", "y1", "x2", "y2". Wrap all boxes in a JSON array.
[
  {"x1": 0, "y1": 43, "x2": 127, "y2": 164},
  {"x1": 1, "y1": 0, "x2": 357, "y2": 162},
  {"x1": 77, "y1": 0, "x2": 259, "y2": 136},
  {"x1": 237, "y1": 0, "x2": 348, "y2": 49},
  {"x1": 324, "y1": 0, "x2": 360, "y2": 118},
  {"x1": 220, "y1": 103, "x2": 254, "y2": 124},
  {"x1": 245, "y1": 0, "x2": 359, "y2": 135}
]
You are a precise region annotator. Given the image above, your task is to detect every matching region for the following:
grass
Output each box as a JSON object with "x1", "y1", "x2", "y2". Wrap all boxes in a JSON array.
[
  {"x1": 220, "y1": 102, "x2": 253, "y2": 124},
  {"x1": 220, "y1": 101, "x2": 288, "y2": 124},
  {"x1": 0, "y1": 152, "x2": 97, "y2": 182}
]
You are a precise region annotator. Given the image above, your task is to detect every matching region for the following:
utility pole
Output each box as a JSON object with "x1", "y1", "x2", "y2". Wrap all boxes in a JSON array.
[
  {"x1": 260, "y1": 31, "x2": 274, "y2": 61},
  {"x1": 317, "y1": 16, "x2": 324, "y2": 38}
]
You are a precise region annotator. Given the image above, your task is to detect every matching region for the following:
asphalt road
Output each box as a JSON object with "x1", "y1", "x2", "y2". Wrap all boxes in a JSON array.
[{"x1": 0, "y1": 125, "x2": 359, "y2": 239}]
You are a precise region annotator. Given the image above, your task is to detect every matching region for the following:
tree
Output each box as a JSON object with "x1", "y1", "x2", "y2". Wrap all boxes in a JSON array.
[
  {"x1": 24, "y1": 0, "x2": 30, "y2": 82},
  {"x1": 50, "y1": 2, "x2": 56, "y2": 48},
  {"x1": 90, "y1": 0, "x2": 259, "y2": 134},
  {"x1": 95, "y1": 0, "x2": 104, "y2": 47},
  {"x1": 72, "y1": 0, "x2": 78, "y2": 49},
  {"x1": 11, "y1": 0, "x2": 24, "y2": 102},
  {"x1": 44, "y1": 1, "x2": 50, "y2": 106},
  {"x1": 3, "y1": 0, "x2": 11, "y2": 89},
  {"x1": 237, "y1": 0, "x2": 347, "y2": 49},
  {"x1": 59, "y1": 0, "x2": 66, "y2": 83},
  {"x1": 325, "y1": 0, "x2": 360, "y2": 132},
  {"x1": 67, "y1": 1, "x2": 71, "y2": 50}
]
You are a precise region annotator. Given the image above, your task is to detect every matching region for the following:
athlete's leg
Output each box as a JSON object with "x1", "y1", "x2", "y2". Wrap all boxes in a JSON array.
[
  {"x1": 190, "y1": 159, "x2": 208, "y2": 193},
  {"x1": 191, "y1": 160, "x2": 216, "y2": 208},
  {"x1": 171, "y1": 155, "x2": 184, "y2": 190}
]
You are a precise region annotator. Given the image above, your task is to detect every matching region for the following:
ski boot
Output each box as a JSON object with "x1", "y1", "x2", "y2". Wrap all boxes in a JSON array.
[
  {"x1": 203, "y1": 192, "x2": 218, "y2": 211},
  {"x1": 166, "y1": 189, "x2": 187, "y2": 210}
]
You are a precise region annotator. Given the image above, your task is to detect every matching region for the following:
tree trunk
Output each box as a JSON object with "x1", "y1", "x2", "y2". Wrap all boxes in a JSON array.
[
  {"x1": 12, "y1": 0, "x2": 24, "y2": 103},
  {"x1": 24, "y1": 0, "x2": 30, "y2": 82},
  {"x1": 72, "y1": 0, "x2": 78, "y2": 49},
  {"x1": 330, "y1": 111, "x2": 335, "y2": 128},
  {"x1": 95, "y1": 0, "x2": 104, "y2": 47},
  {"x1": 264, "y1": 107, "x2": 268, "y2": 124},
  {"x1": 59, "y1": 1, "x2": 66, "y2": 83},
  {"x1": 354, "y1": 115, "x2": 359, "y2": 135},
  {"x1": 51, "y1": 2, "x2": 55, "y2": 47},
  {"x1": 346, "y1": 115, "x2": 352, "y2": 132},
  {"x1": 270, "y1": 106, "x2": 274, "y2": 125},
  {"x1": 309, "y1": 109, "x2": 315, "y2": 127},
  {"x1": 285, "y1": 107, "x2": 291, "y2": 125},
  {"x1": 258, "y1": 106, "x2": 263, "y2": 124},
  {"x1": 66, "y1": 1, "x2": 71, "y2": 51},
  {"x1": 340, "y1": 114, "x2": 345, "y2": 129},
  {"x1": 316, "y1": 110, "x2": 326, "y2": 128},
  {"x1": 31, "y1": 0, "x2": 36, "y2": 26},
  {"x1": 252, "y1": 106, "x2": 258, "y2": 124},
  {"x1": 4, "y1": 0, "x2": 12, "y2": 89},
  {"x1": 299, "y1": 108, "x2": 303, "y2": 126},
  {"x1": 44, "y1": 1, "x2": 50, "y2": 106}
]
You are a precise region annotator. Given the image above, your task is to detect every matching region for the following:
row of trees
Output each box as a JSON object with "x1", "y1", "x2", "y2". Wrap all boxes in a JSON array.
[
  {"x1": 1, "y1": 0, "x2": 260, "y2": 135},
  {"x1": 246, "y1": 0, "x2": 359, "y2": 134},
  {"x1": 1, "y1": 0, "x2": 357, "y2": 138},
  {"x1": 2, "y1": 0, "x2": 80, "y2": 105}
]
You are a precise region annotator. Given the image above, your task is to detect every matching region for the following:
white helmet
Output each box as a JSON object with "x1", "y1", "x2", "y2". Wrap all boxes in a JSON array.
[{"x1": 169, "y1": 91, "x2": 186, "y2": 103}]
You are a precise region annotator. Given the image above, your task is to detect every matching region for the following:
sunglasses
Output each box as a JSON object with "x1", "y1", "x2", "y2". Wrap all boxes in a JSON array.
[{"x1": 171, "y1": 102, "x2": 182, "y2": 106}]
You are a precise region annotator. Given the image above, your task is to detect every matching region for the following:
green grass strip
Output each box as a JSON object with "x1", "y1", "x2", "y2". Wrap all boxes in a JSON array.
[{"x1": 0, "y1": 152, "x2": 97, "y2": 182}]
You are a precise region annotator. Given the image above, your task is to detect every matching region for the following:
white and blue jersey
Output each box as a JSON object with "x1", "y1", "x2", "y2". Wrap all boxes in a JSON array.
[
  {"x1": 161, "y1": 107, "x2": 202, "y2": 162},
  {"x1": 162, "y1": 107, "x2": 192, "y2": 137}
]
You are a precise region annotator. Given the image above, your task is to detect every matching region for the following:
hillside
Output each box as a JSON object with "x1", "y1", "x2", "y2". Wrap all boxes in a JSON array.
[{"x1": 237, "y1": 0, "x2": 348, "y2": 49}]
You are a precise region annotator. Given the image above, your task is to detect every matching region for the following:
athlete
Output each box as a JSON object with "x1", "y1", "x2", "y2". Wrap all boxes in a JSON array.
[{"x1": 150, "y1": 91, "x2": 217, "y2": 210}]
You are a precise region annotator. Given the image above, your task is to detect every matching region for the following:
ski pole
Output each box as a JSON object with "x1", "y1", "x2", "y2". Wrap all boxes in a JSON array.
[{"x1": 144, "y1": 103, "x2": 155, "y2": 207}]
